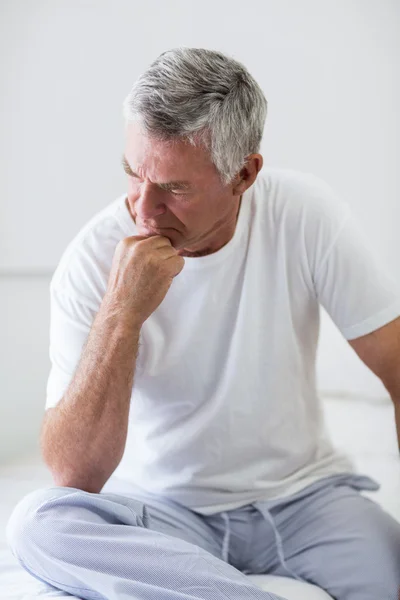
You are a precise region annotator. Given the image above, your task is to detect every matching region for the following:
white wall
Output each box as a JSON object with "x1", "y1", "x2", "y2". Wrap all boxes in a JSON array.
[
  {"x1": 0, "y1": 277, "x2": 50, "y2": 463},
  {"x1": 1, "y1": 0, "x2": 399, "y2": 461}
]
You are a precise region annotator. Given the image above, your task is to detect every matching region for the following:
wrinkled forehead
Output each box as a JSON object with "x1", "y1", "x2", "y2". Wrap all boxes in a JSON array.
[{"x1": 124, "y1": 121, "x2": 218, "y2": 184}]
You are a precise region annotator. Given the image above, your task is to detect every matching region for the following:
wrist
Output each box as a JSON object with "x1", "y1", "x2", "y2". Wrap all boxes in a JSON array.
[{"x1": 100, "y1": 293, "x2": 144, "y2": 334}]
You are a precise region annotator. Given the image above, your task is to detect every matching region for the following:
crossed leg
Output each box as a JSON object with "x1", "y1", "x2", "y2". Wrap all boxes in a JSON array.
[{"x1": 6, "y1": 485, "x2": 288, "y2": 600}]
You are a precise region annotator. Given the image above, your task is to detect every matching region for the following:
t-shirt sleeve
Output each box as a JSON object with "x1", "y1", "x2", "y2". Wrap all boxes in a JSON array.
[
  {"x1": 307, "y1": 181, "x2": 400, "y2": 340},
  {"x1": 45, "y1": 286, "x2": 98, "y2": 409}
]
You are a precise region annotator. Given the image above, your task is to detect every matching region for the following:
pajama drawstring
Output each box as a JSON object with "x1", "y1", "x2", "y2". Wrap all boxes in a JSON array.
[
  {"x1": 253, "y1": 503, "x2": 304, "y2": 582},
  {"x1": 220, "y1": 512, "x2": 231, "y2": 563}
]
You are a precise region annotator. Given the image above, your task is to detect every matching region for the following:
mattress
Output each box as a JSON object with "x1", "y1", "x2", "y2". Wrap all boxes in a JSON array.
[{"x1": 1, "y1": 396, "x2": 399, "y2": 600}]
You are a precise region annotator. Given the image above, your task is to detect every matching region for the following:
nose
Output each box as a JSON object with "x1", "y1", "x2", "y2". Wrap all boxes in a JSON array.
[{"x1": 134, "y1": 181, "x2": 166, "y2": 220}]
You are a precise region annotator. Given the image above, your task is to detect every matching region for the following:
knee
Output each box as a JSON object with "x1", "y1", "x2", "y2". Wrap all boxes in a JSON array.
[
  {"x1": 365, "y1": 520, "x2": 400, "y2": 598},
  {"x1": 332, "y1": 530, "x2": 400, "y2": 600},
  {"x1": 6, "y1": 486, "x2": 79, "y2": 562}
]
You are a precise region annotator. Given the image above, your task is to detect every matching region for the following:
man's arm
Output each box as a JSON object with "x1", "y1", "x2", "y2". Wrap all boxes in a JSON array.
[
  {"x1": 41, "y1": 235, "x2": 184, "y2": 493},
  {"x1": 348, "y1": 316, "x2": 400, "y2": 451},
  {"x1": 41, "y1": 298, "x2": 141, "y2": 494}
]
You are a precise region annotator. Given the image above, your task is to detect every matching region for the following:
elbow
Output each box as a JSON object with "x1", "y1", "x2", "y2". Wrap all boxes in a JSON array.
[
  {"x1": 41, "y1": 442, "x2": 107, "y2": 494},
  {"x1": 52, "y1": 472, "x2": 104, "y2": 494},
  {"x1": 45, "y1": 459, "x2": 108, "y2": 493}
]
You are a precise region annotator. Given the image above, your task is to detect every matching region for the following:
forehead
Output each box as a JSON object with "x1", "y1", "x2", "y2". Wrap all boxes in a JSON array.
[{"x1": 124, "y1": 121, "x2": 218, "y2": 183}]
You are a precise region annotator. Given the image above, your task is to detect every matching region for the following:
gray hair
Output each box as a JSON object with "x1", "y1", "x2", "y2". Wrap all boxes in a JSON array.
[{"x1": 122, "y1": 47, "x2": 267, "y2": 185}]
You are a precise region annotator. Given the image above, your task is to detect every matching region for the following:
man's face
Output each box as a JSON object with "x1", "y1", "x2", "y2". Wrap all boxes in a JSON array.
[{"x1": 123, "y1": 122, "x2": 241, "y2": 255}]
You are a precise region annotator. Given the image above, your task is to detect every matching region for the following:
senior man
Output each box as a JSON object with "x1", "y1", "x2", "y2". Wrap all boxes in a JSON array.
[{"x1": 7, "y1": 48, "x2": 400, "y2": 600}]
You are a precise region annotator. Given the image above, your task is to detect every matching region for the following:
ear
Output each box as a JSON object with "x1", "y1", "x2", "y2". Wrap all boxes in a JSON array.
[{"x1": 231, "y1": 154, "x2": 263, "y2": 195}]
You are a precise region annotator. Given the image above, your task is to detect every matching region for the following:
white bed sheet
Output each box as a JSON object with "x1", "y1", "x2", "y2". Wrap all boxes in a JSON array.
[{"x1": 1, "y1": 397, "x2": 399, "y2": 600}]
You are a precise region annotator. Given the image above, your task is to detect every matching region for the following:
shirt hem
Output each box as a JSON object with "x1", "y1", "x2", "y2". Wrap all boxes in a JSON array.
[{"x1": 341, "y1": 301, "x2": 400, "y2": 340}]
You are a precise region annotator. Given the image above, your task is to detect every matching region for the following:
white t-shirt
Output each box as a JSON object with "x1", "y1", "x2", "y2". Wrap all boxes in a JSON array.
[{"x1": 46, "y1": 167, "x2": 400, "y2": 515}]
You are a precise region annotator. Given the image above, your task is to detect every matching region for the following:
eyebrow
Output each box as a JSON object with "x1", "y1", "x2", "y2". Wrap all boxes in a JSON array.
[{"x1": 121, "y1": 155, "x2": 191, "y2": 191}]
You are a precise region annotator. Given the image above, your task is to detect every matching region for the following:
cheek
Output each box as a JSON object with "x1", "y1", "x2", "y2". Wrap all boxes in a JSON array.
[{"x1": 171, "y1": 202, "x2": 204, "y2": 228}]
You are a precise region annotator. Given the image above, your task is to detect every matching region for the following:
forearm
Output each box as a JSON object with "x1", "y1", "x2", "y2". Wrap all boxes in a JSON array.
[{"x1": 41, "y1": 293, "x2": 141, "y2": 493}]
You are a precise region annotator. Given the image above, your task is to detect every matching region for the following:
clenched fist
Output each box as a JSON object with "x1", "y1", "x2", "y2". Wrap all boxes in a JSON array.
[{"x1": 104, "y1": 235, "x2": 185, "y2": 327}]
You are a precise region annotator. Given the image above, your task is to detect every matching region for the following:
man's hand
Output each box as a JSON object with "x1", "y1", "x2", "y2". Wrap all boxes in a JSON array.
[{"x1": 105, "y1": 235, "x2": 185, "y2": 326}]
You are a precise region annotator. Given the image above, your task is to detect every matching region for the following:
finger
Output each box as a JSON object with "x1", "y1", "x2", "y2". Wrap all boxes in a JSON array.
[
  {"x1": 124, "y1": 234, "x2": 173, "y2": 251},
  {"x1": 137, "y1": 235, "x2": 173, "y2": 249},
  {"x1": 155, "y1": 246, "x2": 180, "y2": 260}
]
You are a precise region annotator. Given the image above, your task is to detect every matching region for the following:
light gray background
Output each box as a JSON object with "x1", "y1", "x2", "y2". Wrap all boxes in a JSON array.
[{"x1": 1, "y1": 0, "x2": 399, "y2": 461}]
